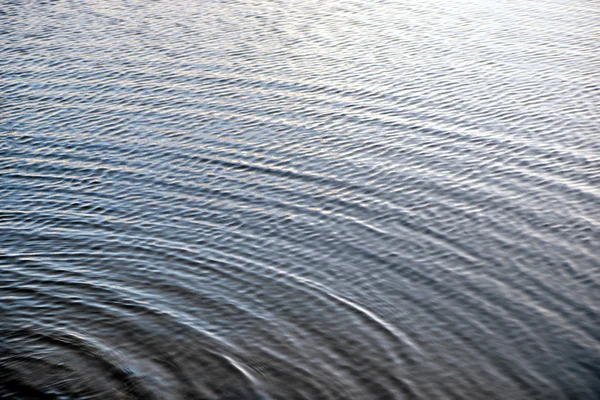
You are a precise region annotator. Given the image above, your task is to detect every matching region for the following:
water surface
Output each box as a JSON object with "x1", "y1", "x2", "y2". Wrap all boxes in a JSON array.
[{"x1": 1, "y1": 0, "x2": 599, "y2": 399}]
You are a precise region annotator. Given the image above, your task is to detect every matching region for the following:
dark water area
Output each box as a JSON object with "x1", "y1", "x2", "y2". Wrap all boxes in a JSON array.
[{"x1": 1, "y1": 0, "x2": 599, "y2": 399}]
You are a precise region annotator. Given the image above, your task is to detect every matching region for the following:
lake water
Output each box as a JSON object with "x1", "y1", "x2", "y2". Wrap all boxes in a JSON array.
[{"x1": 1, "y1": 0, "x2": 599, "y2": 399}]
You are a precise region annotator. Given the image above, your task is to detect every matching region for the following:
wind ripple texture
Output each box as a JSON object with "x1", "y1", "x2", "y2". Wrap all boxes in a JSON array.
[{"x1": 1, "y1": 0, "x2": 599, "y2": 399}]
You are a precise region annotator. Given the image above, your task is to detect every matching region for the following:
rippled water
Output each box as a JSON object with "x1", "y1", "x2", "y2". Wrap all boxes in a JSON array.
[{"x1": 1, "y1": 0, "x2": 599, "y2": 399}]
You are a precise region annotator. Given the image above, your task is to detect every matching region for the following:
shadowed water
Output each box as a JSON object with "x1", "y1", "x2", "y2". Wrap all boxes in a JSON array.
[{"x1": 1, "y1": 0, "x2": 599, "y2": 399}]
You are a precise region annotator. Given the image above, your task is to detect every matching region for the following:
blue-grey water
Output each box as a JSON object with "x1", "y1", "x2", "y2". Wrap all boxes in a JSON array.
[{"x1": 1, "y1": 0, "x2": 599, "y2": 399}]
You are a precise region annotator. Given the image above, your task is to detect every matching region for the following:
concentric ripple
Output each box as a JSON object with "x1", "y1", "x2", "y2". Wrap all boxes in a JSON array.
[{"x1": 1, "y1": 0, "x2": 599, "y2": 399}]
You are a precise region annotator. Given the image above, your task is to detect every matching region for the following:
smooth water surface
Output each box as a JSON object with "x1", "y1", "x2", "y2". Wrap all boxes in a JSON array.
[{"x1": 1, "y1": 0, "x2": 599, "y2": 399}]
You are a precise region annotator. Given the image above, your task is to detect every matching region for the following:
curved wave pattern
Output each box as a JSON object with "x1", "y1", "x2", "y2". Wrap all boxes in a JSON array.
[{"x1": 1, "y1": 0, "x2": 599, "y2": 399}]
